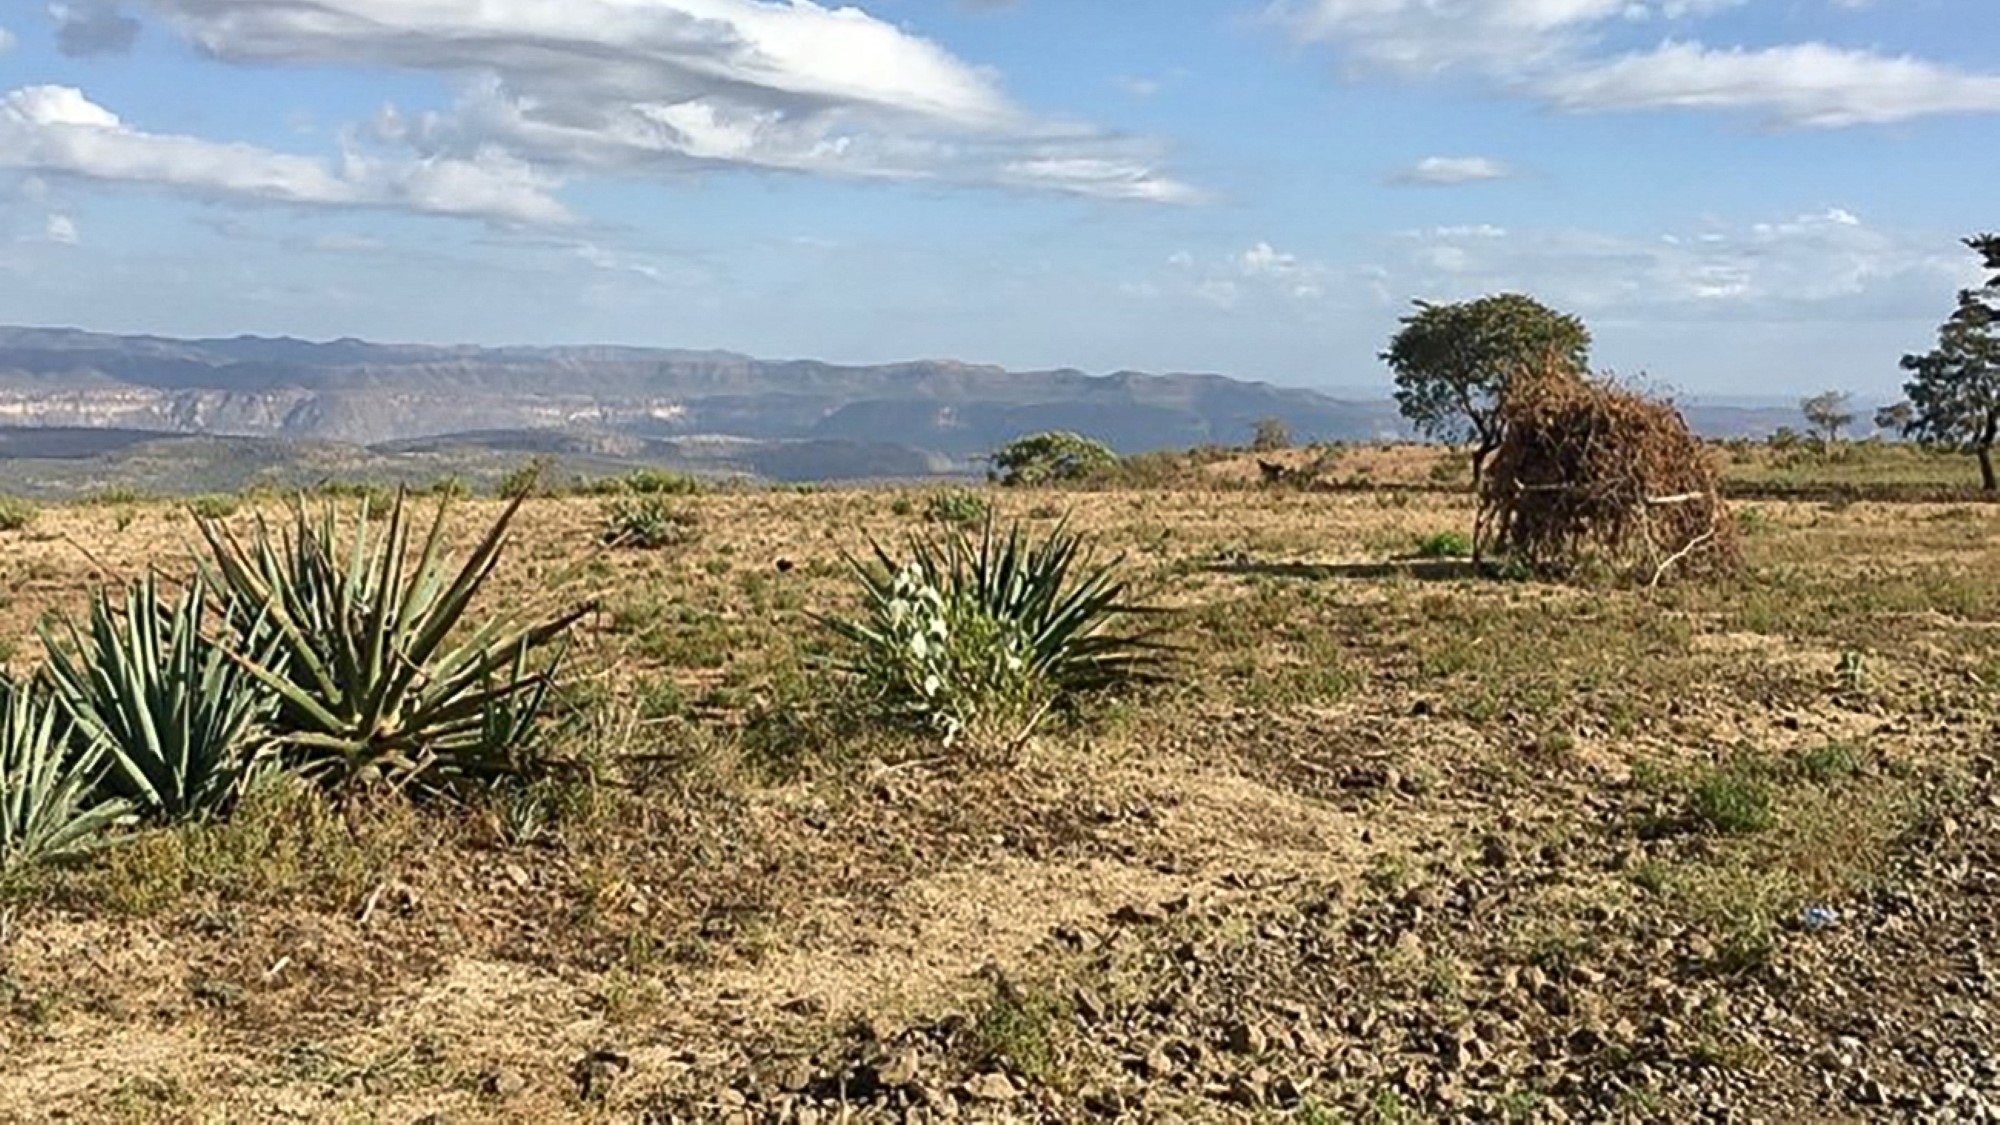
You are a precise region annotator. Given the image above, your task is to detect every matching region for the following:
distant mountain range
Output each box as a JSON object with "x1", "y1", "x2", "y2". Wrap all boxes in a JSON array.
[{"x1": 0, "y1": 326, "x2": 1807, "y2": 494}]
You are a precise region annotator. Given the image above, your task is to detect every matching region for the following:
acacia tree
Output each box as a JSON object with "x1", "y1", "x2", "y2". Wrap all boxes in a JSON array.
[
  {"x1": 1901, "y1": 235, "x2": 2000, "y2": 492},
  {"x1": 1382, "y1": 294, "x2": 1591, "y2": 492},
  {"x1": 1801, "y1": 390, "x2": 1855, "y2": 447},
  {"x1": 1874, "y1": 401, "x2": 1914, "y2": 437}
]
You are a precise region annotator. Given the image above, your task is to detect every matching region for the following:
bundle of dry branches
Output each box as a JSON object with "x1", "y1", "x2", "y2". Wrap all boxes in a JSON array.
[{"x1": 1481, "y1": 369, "x2": 1738, "y2": 584}]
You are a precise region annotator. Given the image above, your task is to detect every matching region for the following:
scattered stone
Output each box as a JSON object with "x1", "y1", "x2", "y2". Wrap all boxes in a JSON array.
[
  {"x1": 481, "y1": 1068, "x2": 527, "y2": 1098},
  {"x1": 962, "y1": 1072, "x2": 1018, "y2": 1102}
]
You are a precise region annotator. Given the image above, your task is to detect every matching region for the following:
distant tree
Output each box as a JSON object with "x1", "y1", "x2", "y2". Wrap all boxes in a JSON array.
[
  {"x1": 1382, "y1": 294, "x2": 1591, "y2": 492},
  {"x1": 1800, "y1": 390, "x2": 1855, "y2": 447},
  {"x1": 1250, "y1": 417, "x2": 1292, "y2": 453},
  {"x1": 990, "y1": 431, "x2": 1117, "y2": 487},
  {"x1": 1901, "y1": 235, "x2": 2000, "y2": 492},
  {"x1": 1873, "y1": 401, "x2": 1914, "y2": 437}
]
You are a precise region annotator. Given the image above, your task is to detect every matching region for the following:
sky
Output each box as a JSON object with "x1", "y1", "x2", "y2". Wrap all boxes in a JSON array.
[{"x1": 1, "y1": 1, "x2": 1996, "y2": 399}]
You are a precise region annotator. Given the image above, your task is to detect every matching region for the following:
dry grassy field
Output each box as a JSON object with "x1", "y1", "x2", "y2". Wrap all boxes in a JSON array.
[{"x1": 2, "y1": 471, "x2": 1998, "y2": 1122}]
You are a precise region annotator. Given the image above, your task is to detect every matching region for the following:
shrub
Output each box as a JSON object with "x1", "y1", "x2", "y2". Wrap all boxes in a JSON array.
[
  {"x1": 619, "y1": 468, "x2": 702, "y2": 496},
  {"x1": 1251, "y1": 417, "x2": 1292, "y2": 453},
  {"x1": 601, "y1": 494, "x2": 700, "y2": 549},
  {"x1": 990, "y1": 432, "x2": 1117, "y2": 488},
  {"x1": 0, "y1": 497, "x2": 37, "y2": 532},
  {"x1": 497, "y1": 456, "x2": 557, "y2": 500},
  {"x1": 1689, "y1": 762, "x2": 1776, "y2": 835},
  {"x1": 923, "y1": 488, "x2": 990, "y2": 526},
  {"x1": 188, "y1": 495, "x2": 239, "y2": 520},
  {"x1": 0, "y1": 679, "x2": 130, "y2": 873},
  {"x1": 41, "y1": 575, "x2": 280, "y2": 820},
  {"x1": 1412, "y1": 531, "x2": 1474, "y2": 559},
  {"x1": 195, "y1": 492, "x2": 589, "y2": 788},
  {"x1": 820, "y1": 518, "x2": 1165, "y2": 748}
]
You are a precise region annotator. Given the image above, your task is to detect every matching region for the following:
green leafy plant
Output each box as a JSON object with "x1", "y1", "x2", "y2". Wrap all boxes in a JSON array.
[
  {"x1": 195, "y1": 492, "x2": 588, "y2": 788},
  {"x1": 820, "y1": 517, "x2": 1165, "y2": 747},
  {"x1": 990, "y1": 432, "x2": 1117, "y2": 487},
  {"x1": 923, "y1": 488, "x2": 990, "y2": 526},
  {"x1": 41, "y1": 575, "x2": 280, "y2": 820},
  {"x1": 1412, "y1": 530, "x2": 1474, "y2": 559},
  {"x1": 0, "y1": 679, "x2": 130, "y2": 873},
  {"x1": 601, "y1": 494, "x2": 700, "y2": 549}
]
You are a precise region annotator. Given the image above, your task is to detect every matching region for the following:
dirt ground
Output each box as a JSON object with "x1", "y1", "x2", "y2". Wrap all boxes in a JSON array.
[{"x1": 2, "y1": 481, "x2": 1998, "y2": 1122}]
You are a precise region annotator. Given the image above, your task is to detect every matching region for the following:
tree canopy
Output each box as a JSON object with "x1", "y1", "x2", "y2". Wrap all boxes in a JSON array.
[
  {"x1": 990, "y1": 431, "x2": 1117, "y2": 487},
  {"x1": 1800, "y1": 390, "x2": 1855, "y2": 445},
  {"x1": 1900, "y1": 235, "x2": 2000, "y2": 491},
  {"x1": 1382, "y1": 294, "x2": 1591, "y2": 487}
]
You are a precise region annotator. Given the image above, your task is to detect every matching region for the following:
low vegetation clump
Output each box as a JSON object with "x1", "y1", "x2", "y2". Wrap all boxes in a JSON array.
[
  {"x1": 923, "y1": 488, "x2": 990, "y2": 526},
  {"x1": 1411, "y1": 530, "x2": 1474, "y2": 559},
  {"x1": 990, "y1": 431, "x2": 1118, "y2": 487},
  {"x1": 187, "y1": 494, "x2": 239, "y2": 520},
  {"x1": 0, "y1": 497, "x2": 37, "y2": 533},
  {"x1": 820, "y1": 517, "x2": 1164, "y2": 750},
  {"x1": 601, "y1": 493, "x2": 701, "y2": 549}
]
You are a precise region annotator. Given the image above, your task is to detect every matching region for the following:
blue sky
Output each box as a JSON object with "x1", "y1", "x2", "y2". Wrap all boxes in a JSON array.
[{"x1": 1, "y1": 0, "x2": 1996, "y2": 399}]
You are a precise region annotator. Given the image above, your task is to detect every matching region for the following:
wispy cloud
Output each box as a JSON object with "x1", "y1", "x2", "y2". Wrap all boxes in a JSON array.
[
  {"x1": 1394, "y1": 155, "x2": 1510, "y2": 185},
  {"x1": 142, "y1": 0, "x2": 1196, "y2": 204},
  {"x1": 1275, "y1": 0, "x2": 2000, "y2": 126}
]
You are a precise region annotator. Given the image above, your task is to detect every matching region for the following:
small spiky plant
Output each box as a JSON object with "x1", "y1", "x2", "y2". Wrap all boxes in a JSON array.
[
  {"x1": 0, "y1": 680, "x2": 129, "y2": 873},
  {"x1": 196, "y1": 492, "x2": 589, "y2": 788},
  {"x1": 821, "y1": 517, "x2": 1166, "y2": 747},
  {"x1": 41, "y1": 574, "x2": 279, "y2": 819}
]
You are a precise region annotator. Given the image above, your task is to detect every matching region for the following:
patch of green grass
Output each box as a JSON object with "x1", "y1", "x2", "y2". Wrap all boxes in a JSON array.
[
  {"x1": 0, "y1": 497, "x2": 37, "y2": 532},
  {"x1": 968, "y1": 983, "x2": 1071, "y2": 1089},
  {"x1": 1411, "y1": 529, "x2": 1474, "y2": 559},
  {"x1": 923, "y1": 488, "x2": 990, "y2": 526},
  {"x1": 1688, "y1": 760, "x2": 1777, "y2": 836},
  {"x1": 44, "y1": 780, "x2": 423, "y2": 917}
]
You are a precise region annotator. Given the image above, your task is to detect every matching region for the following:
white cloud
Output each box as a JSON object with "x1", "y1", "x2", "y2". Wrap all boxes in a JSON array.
[
  {"x1": 44, "y1": 213, "x2": 79, "y2": 244},
  {"x1": 141, "y1": 0, "x2": 1194, "y2": 203},
  {"x1": 1395, "y1": 155, "x2": 1510, "y2": 185},
  {"x1": 1541, "y1": 41, "x2": 2000, "y2": 126},
  {"x1": 0, "y1": 25, "x2": 16, "y2": 54},
  {"x1": 1275, "y1": 0, "x2": 2000, "y2": 126},
  {"x1": 1389, "y1": 207, "x2": 1972, "y2": 321},
  {"x1": 0, "y1": 85, "x2": 572, "y2": 225}
]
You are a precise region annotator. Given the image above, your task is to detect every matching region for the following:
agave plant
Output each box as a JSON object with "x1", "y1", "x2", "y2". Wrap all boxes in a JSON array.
[
  {"x1": 41, "y1": 574, "x2": 279, "y2": 819},
  {"x1": 0, "y1": 679, "x2": 129, "y2": 873},
  {"x1": 821, "y1": 516, "x2": 1166, "y2": 744},
  {"x1": 195, "y1": 492, "x2": 588, "y2": 787}
]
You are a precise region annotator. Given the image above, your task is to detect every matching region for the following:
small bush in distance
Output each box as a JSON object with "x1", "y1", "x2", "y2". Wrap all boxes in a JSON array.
[
  {"x1": 990, "y1": 432, "x2": 1117, "y2": 487},
  {"x1": 0, "y1": 679, "x2": 130, "y2": 874},
  {"x1": 0, "y1": 497, "x2": 37, "y2": 532},
  {"x1": 42, "y1": 575, "x2": 280, "y2": 820},
  {"x1": 924, "y1": 488, "x2": 990, "y2": 526},
  {"x1": 1412, "y1": 531, "x2": 1474, "y2": 559},
  {"x1": 601, "y1": 494, "x2": 700, "y2": 550},
  {"x1": 196, "y1": 491, "x2": 588, "y2": 789},
  {"x1": 1251, "y1": 417, "x2": 1292, "y2": 453},
  {"x1": 820, "y1": 517, "x2": 1166, "y2": 750},
  {"x1": 188, "y1": 495, "x2": 239, "y2": 520}
]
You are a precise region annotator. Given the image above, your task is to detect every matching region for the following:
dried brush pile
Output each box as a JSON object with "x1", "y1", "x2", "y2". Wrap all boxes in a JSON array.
[{"x1": 1481, "y1": 371, "x2": 1738, "y2": 583}]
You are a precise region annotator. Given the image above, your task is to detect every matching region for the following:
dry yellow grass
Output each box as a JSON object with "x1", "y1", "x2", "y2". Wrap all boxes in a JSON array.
[{"x1": 1, "y1": 482, "x2": 1997, "y2": 1121}]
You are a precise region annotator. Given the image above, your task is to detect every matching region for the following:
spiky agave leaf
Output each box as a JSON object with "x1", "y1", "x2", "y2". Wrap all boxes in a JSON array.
[
  {"x1": 41, "y1": 574, "x2": 280, "y2": 820},
  {"x1": 0, "y1": 679, "x2": 130, "y2": 874},
  {"x1": 195, "y1": 491, "x2": 588, "y2": 788}
]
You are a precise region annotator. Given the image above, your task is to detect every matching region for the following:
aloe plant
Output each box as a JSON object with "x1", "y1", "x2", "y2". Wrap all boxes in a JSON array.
[
  {"x1": 821, "y1": 517, "x2": 1166, "y2": 743},
  {"x1": 196, "y1": 492, "x2": 588, "y2": 787},
  {"x1": 0, "y1": 679, "x2": 129, "y2": 873},
  {"x1": 41, "y1": 574, "x2": 278, "y2": 819}
]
